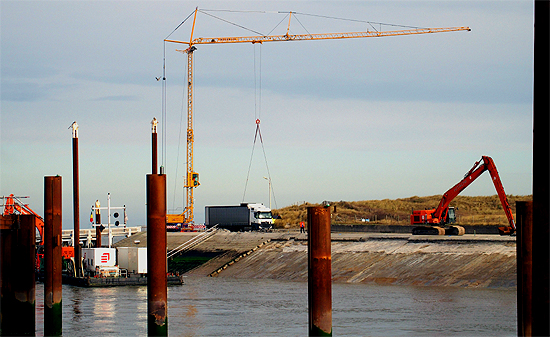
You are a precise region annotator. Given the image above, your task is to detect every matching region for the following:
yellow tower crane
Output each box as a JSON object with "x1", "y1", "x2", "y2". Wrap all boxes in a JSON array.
[{"x1": 165, "y1": 8, "x2": 470, "y2": 227}]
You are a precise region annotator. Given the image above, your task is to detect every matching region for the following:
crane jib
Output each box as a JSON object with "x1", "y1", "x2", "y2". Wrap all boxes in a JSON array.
[{"x1": 164, "y1": 27, "x2": 470, "y2": 46}]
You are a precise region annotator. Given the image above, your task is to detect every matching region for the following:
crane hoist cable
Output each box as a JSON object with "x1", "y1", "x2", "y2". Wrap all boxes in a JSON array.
[
  {"x1": 242, "y1": 44, "x2": 277, "y2": 208},
  {"x1": 242, "y1": 118, "x2": 277, "y2": 209},
  {"x1": 161, "y1": 42, "x2": 167, "y2": 171},
  {"x1": 170, "y1": 61, "x2": 190, "y2": 212},
  {"x1": 254, "y1": 44, "x2": 261, "y2": 121}
]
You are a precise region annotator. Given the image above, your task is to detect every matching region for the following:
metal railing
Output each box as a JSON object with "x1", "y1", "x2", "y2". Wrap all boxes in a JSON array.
[{"x1": 167, "y1": 225, "x2": 218, "y2": 259}]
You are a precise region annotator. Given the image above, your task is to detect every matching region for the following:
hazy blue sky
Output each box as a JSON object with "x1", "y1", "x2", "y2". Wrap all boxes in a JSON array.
[{"x1": 1, "y1": 1, "x2": 533, "y2": 228}]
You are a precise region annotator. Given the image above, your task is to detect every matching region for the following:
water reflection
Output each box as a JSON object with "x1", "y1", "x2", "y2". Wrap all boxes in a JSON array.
[
  {"x1": 94, "y1": 288, "x2": 116, "y2": 324},
  {"x1": 33, "y1": 279, "x2": 515, "y2": 336}
]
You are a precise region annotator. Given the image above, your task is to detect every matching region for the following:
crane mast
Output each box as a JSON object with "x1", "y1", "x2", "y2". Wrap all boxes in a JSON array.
[
  {"x1": 166, "y1": 8, "x2": 470, "y2": 226},
  {"x1": 184, "y1": 46, "x2": 196, "y2": 224}
]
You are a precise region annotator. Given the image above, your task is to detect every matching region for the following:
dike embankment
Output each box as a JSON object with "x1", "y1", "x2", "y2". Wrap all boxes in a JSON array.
[
  {"x1": 331, "y1": 224, "x2": 508, "y2": 235},
  {"x1": 115, "y1": 230, "x2": 516, "y2": 289}
]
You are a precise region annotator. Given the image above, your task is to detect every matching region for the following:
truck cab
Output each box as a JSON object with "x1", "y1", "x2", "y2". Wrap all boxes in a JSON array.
[{"x1": 248, "y1": 203, "x2": 274, "y2": 231}]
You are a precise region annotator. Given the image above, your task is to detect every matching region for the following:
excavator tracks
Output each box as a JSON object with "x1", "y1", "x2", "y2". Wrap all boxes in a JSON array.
[
  {"x1": 445, "y1": 225, "x2": 465, "y2": 236},
  {"x1": 412, "y1": 225, "x2": 465, "y2": 236},
  {"x1": 412, "y1": 226, "x2": 445, "y2": 235}
]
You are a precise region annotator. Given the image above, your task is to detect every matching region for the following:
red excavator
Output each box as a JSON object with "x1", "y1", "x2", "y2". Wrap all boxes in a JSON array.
[
  {"x1": 410, "y1": 156, "x2": 516, "y2": 236},
  {"x1": 2, "y1": 194, "x2": 74, "y2": 269}
]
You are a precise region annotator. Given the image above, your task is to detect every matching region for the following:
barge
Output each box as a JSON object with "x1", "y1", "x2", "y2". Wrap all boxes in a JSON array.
[{"x1": 62, "y1": 274, "x2": 184, "y2": 287}]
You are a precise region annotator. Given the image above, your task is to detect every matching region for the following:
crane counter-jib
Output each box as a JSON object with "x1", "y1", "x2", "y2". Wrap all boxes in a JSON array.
[{"x1": 164, "y1": 26, "x2": 470, "y2": 46}]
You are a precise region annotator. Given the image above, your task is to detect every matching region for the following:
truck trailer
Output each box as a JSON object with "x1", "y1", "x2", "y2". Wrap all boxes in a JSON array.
[{"x1": 205, "y1": 203, "x2": 273, "y2": 231}]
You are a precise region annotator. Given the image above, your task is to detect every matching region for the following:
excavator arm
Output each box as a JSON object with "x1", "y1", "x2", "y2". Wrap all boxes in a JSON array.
[
  {"x1": 432, "y1": 158, "x2": 487, "y2": 220},
  {"x1": 2, "y1": 194, "x2": 45, "y2": 244},
  {"x1": 432, "y1": 156, "x2": 515, "y2": 234},
  {"x1": 483, "y1": 156, "x2": 516, "y2": 234}
]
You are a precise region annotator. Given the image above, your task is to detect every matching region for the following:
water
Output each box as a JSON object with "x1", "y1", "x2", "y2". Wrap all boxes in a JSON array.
[{"x1": 35, "y1": 278, "x2": 516, "y2": 336}]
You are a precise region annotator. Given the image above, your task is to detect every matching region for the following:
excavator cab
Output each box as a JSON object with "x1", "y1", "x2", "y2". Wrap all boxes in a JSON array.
[{"x1": 446, "y1": 207, "x2": 456, "y2": 224}]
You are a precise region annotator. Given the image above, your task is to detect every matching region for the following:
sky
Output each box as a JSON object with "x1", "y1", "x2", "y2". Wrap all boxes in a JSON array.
[{"x1": 1, "y1": 1, "x2": 534, "y2": 229}]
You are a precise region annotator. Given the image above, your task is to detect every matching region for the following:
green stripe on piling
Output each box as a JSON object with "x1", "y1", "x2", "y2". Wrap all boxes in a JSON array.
[
  {"x1": 44, "y1": 300, "x2": 62, "y2": 336},
  {"x1": 309, "y1": 324, "x2": 332, "y2": 337},
  {"x1": 148, "y1": 315, "x2": 167, "y2": 336}
]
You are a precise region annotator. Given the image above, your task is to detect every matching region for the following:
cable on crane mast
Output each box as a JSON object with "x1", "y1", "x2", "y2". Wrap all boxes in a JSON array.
[
  {"x1": 197, "y1": 9, "x2": 430, "y2": 40},
  {"x1": 161, "y1": 10, "x2": 196, "y2": 174},
  {"x1": 163, "y1": 9, "x2": 196, "y2": 212}
]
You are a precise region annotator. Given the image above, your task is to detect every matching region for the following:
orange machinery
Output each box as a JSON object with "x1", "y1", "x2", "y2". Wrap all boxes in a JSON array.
[
  {"x1": 2, "y1": 194, "x2": 74, "y2": 268},
  {"x1": 410, "y1": 156, "x2": 516, "y2": 236}
]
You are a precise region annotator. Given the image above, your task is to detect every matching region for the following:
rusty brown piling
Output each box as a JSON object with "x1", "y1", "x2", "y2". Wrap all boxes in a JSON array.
[
  {"x1": 308, "y1": 206, "x2": 332, "y2": 337},
  {"x1": 71, "y1": 122, "x2": 82, "y2": 276},
  {"x1": 95, "y1": 200, "x2": 102, "y2": 248},
  {"x1": 531, "y1": 2, "x2": 550, "y2": 336},
  {"x1": 44, "y1": 176, "x2": 62, "y2": 336},
  {"x1": 95, "y1": 226, "x2": 102, "y2": 247},
  {"x1": 516, "y1": 201, "x2": 533, "y2": 337},
  {"x1": 152, "y1": 118, "x2": 158, "y2": 175},
  {"x1": 0, "y1": 214, "x2": 36, "y2": 336},
  {"x1": 147, "y1": 173, "x2": 167, "y2": 336}
]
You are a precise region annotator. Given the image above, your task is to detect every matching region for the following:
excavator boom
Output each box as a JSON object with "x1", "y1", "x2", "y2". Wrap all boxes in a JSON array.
[
  {"x1": 483, "y1": 156, "x2": 516, "y2": 234},
  {"x1": 2, "y1": 194, "x2": 74, "y2": 271},
  {"x1": 433, "y1": 158, "x2": 487, "y2": 220},
  {"x1": 2, "y1": 194, "x2": 45, "y2": 244},
  {"x1": 411, "y1": 156, "x2": 516, "y2": 235}
]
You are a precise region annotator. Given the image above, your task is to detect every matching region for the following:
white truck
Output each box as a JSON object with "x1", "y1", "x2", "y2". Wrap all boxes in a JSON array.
[{"x1": 205, "y1": 203, "x2": 273, "y2": 231}]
